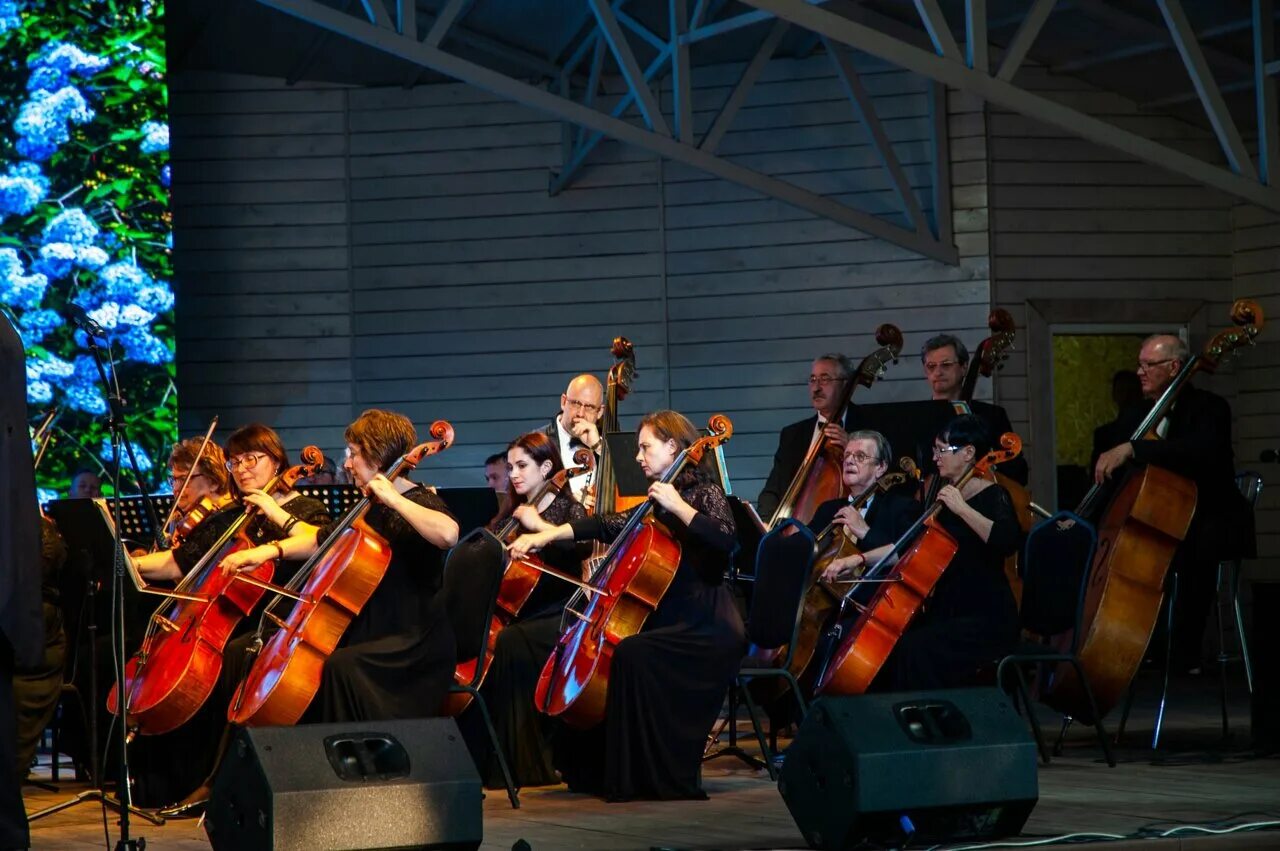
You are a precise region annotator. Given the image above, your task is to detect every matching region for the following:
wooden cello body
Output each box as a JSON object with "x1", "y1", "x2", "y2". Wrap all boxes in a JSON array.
[
  {"x1": 768, "y1": 326, "x2": 903, "y2": 530},
  {"x1": 818, "y1": 434, "x2": 1022, "y2": 695},
  {"x1": 1044, "y1": 300, "x2": 1262, "y2": 721},
  {"x1": 230, "y1": 422, "x2": 453, "y2": 727},
  {"x1": 535, "y1": 416, "x2": 732, "y2": 729},
  {"x1": 107, "y1": 450, "x2": 323, "y2": 735}
]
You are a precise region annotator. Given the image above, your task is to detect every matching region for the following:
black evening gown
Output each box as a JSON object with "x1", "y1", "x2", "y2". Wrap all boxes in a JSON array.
[
  {"x1": 463, "y1": 489, "x2": 588, "y2": 788},
  {"x1": 304, "y1": 485, "x2": 457, "y2": 723},
  {"x1": 13, "y1": 518, "x2": 68, "y2": 779},
  {"x1": 559, "y1": 478, "x2": 746, "y2": 801},
  {"x1": 130, "y1": 495, "x2": 330, "y2": 806},
  {"x1": 877, "y1": 483, "x2": 1022, "y2": 691}
]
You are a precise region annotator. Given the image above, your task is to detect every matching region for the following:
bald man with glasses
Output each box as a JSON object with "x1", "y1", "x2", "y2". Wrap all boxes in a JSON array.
[{"x1": 539, "y1": 374, "x2": 605, "y2": 502}]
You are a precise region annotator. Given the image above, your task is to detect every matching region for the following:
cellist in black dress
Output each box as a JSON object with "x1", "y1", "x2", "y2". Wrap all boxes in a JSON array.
[
  {"x1": 462, "y1": 431, "x2": 589, "y2": 788},
  {"x1": 510, "y1": 410, "x2": 745, "y2": 801},
  {"x1": 877, "y1": 414, "x2": 1022, "y2": 690}
]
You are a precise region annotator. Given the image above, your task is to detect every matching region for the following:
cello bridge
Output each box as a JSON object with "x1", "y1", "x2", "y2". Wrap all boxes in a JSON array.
[
  {"x1": 153, "y1": 614, "x2": 179, "y2": 633},
  {"x1": 264, "y1": 611, "x2": 287, "y2": 630}
]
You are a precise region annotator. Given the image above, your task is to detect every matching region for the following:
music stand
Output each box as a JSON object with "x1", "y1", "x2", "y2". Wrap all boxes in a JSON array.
[{"x1": 30, "y1": 499, "x2": 164, "y2": 827}]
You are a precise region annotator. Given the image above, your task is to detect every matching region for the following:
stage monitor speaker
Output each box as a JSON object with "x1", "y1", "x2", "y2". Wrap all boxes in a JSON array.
[
  {"x1": 779, "y1": 689, "x2": 1038, "y2": 850},
  {"x1": 206, "y1": 718, "x2": 482, "y2": 851}
]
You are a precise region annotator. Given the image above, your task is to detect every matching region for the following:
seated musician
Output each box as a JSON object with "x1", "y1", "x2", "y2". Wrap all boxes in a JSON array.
[
  {"x1": 462, "y1": 431, "x2": 589, "y2": 789},
  {"x1": 757, "y1": 354, "x2": 856, "y2": 522},
  {"x1": 876, "y1": 414, "x2": 1021, "y2": 691},
  {"x1": 540, "y1": 373, "x2": 605, "y2": 503},
  {"x1": 511, "y1": 410, "x2": 745, "y2": 801},
  {"x1": 130, "y1": 427, "x2": 330, "y2": 814},
  {"x1": 1094, "y1": 334, "x2": 1255, "y2": 674},
  {"x1": 222, "y1": 409, "x2": 458, "y2": 723},
  {"x1": 810, "y1": 430, "x2": 920, "y2": 584},
  {"x1": 920, "y1": 333, "x2": 1029, "y2": 485}
]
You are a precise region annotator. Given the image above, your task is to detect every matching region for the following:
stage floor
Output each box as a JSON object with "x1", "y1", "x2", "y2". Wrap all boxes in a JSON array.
[{"x1": 23, "y1": 670, "x2": 1280, "y2": 850}]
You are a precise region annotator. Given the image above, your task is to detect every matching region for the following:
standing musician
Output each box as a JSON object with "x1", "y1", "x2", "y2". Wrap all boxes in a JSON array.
[
  {"x1": 221, "y1": 409, "x2": 459, "y2": 723},
  {"x1": 1093, "y1": 334, "x2": 1255, "y2": 674},
  {"x1": 757, "y1": 354, "x2": 857, "y2": 521},
  {"x1": 130, "y1": 426, "x2": 331, "y2": 815},
  {"x1": 463, "y1": 432, "x2": 589, "y2": 789},
  {"x1": 540, "y1": 374, "x2": 605, "y2": 502},
  {"x1": 510, "y1": 410, "x2": 745, "y2": 801},
  {"x1": 919, "y1": 334, "x2": 1029, "y2": 485},
  {"x1": 875, "y1": 414, "x2": 1022, "y2": 690},
  {"x1": 812, "y1": 431, "x2": 920, "y2": 582}
]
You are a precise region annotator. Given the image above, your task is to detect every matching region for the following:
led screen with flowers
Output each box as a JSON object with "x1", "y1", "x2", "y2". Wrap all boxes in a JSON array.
[{"x1": 2, "y1": 0, "x2": 173, "y2": 502}]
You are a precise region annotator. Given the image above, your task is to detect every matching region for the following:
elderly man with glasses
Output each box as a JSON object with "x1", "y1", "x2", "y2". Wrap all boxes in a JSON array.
[
  {"x1": 1093, "y1": 333, "x2": 1255, "y2": 675},
  {"x1": 539, "y1": 373, "x2": 605, "y2": 502}
]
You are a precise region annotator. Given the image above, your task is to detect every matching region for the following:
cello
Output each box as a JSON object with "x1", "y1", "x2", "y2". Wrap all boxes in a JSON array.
[
  {"x1": 107, "y1": 445, "x2": 325, "y2": 735},
  {"x1": 229, "y1": 421, "x2": 454, "y2": 727},
  {"x1": 750, "y1": 461, "x2": 916, "y2": 691},
  {"x1": 445, "y1": 449, "x2": 596, "y2": 715},
  {"x1": 1043, "y1": 301, "x2": 1263, "y2": 722},
  {"x1": 534, "y1": 415, "x2": 733, "y2": 729},
  {"x1": 818, "y1": 433, "x2": 1023, "y2": 695},
  {"x1": 767, "y1": 325, "x2": 903, "y2": 530}
]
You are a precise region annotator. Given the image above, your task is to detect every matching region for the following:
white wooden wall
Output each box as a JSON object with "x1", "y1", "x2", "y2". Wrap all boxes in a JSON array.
[{"x1": 171, "y1": 53, "x2": 991, "y2": 498}]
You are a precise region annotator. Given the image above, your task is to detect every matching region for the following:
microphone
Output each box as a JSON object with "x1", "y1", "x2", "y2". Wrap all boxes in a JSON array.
[
  {"x1": 66, "y1": 304, "x2": 107, "y2": 338},
  {"x1": 1262, "y1": 449, "x2": 1279, "y2": 463}
]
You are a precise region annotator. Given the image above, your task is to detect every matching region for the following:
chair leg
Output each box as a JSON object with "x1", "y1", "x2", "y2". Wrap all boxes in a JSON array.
[
  {"x1": 1053, "y1": 716, "x2": 1071, "y2": 757},
  {"x1": 1011, "y1": 664, "x2": 1051, "y2": 765},
  {"x1": 471, "y1": 689, "x2": 519, "y2": 809},
  {"x1": 1231, "y1": 561, "x2": 1253, "y2": 693},
  {"x1": 1152, "y1": 574, "x2": 1178, "y2": 750},
  {"x1": 1215, "y1": 562, "x2": 1231, "y2": 740},
  {"x1": 738, "y1": 681, "x2": 777, "y2": 781},
  {"x1": 1066, "y1": 659, "x2": 1116, "y2": 768}
]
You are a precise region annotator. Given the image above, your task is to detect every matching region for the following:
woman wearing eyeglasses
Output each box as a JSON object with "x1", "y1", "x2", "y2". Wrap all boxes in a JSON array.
[{"x1": 875, "y1": 413, "x2": 1022, "y2": 691}]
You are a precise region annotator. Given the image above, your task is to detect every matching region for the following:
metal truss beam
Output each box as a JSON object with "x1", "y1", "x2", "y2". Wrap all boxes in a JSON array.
[
  {"x1": 699, "y1": 19, "x2": 789, "y2": 154},
  {"x1": 670, "y1": 0, "x2": 694, "y2": 144},
  {"x1": 995, "y1": 0, "x2": 1057, "y2": 82},
  {"x1": 1157, "y1": 0, "x2": 1256, "y2": 178},
  {"x1": 253, "y1": 0, "x2": 958, "y2": 264},
  {"x1": 1258, "y1": 0, "x2": 1279, "y2": 185},
  {"x1": 1053, "y1": 13, "x2": 1278, "y2": 74},
  {"x1": 912, "y1": 0, "x2": 960, "y2": 60},
  {"x1": 424, "y1": 0, "x2": 474, "y2": 48},
  {"x1": 825, "y1": 36, "x2": 927, "y2": 233},
  {"x1": 1073, "y1": 0, "x2": 1252, "y2": 78},
  {"x1": 965, "y1": 0, "x2": 987, "y2": 72},
  {"x1": 739, "y1": 0, "x2": 1280, "y2": 212},
  {"x1": 589, "y1": 0, "x2": 670, "y2": 134}
]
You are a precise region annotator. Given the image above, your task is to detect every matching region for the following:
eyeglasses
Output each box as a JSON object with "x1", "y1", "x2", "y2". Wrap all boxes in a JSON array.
[
  {"x1": 844, "y1": 452, "x2": 881, "y2": 464},
  {"x1": 167, "y1": 472, "x2": 207, "y2": 485},
  {"x1": 564, "y1": 397, "x2": 601, "y2": 413},
  {"x1": 924, "y1": 360, "x2": 960, "y2": 373},
  {"x1": 1137, "y1": 358, "x2": 1175, "y2": 372},
  {"x1": 932, "y1": 444, "x2": 964, "y2": 456},
  {"x1": 808, "y1": 375, "x2": 843, "y2": 386},
  {"x1": 226, "y1": 452, "x2": 269, "y2": 471}
]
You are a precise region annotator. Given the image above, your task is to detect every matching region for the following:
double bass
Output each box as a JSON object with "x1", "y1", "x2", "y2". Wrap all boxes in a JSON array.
[
  {"x1": 446, "y1": 449, "x2": 596, "y2": 715},
  {"x1": 818, "y1": 434, "x2": 1023, "y2": 695},
  {"x1": 589, "y1": 336, "x2": 639, "y2": 513},
  {"x1": 534, "y1": 415, "x2": 733, "y2": 729},
  {"x1": 1044, "y1": 301, "x2": 1263, "y2": 722},
  {"x1": 751, "y1": 461, "x2": 916, "y2": 689},
  {"x1": 107, "y1": 446, "x2": 325, "y2": 735},
  {"x1": 768, "y1": 325, "x2": 903, "y2": 530},
  {"x1": 229, "y1": 422, "x2": 454, "y2": 727}
]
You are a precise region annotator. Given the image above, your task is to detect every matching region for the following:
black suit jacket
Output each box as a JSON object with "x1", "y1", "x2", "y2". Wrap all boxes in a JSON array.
[
  {"x1": 807, "y1": 488, "x2": 921, "y2": 552},
  {"x1": 1, "y1": 314, "x2": 42, "y2": 669},
  {"x1": 1114, "y1": 385, "x2": 1255, "y2": 562},
  {"x1": 756, "y1": 410, "x2": 857, "y2": 522}
]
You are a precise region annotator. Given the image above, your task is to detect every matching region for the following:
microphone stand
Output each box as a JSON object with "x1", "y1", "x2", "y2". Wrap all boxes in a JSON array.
[{"x1": 28, "y1": 322, "x2": 163, "y2": 844}]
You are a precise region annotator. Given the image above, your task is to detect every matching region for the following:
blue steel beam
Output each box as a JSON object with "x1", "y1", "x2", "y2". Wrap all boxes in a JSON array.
[
  {"x1": 965, "y1": 0, "x2": 987, "y2": 72},
  {"x1": 671, "y1": 0, "x2": 694, "y2": 144},
  {"x1": 699, "y1": 19, "x2": 789, "y2": 154},
  {"x1": 995, "y1": 0, "x2": 1058, "y2": 81},
  {"x1": 589, "y1": 0, "x2": 670, "y2": 134},
  {"x1": 1256, "y1": 0, "x2": 1279, "y2": 185},
  {"x1": 912, "y1": 0, "x2": 960, "y2": 60}
]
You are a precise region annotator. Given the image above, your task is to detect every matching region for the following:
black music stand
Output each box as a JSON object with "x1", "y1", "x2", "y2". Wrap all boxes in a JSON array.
[
  {"x1": 296, "y1": 484, "x2": 499, "y2": 537},
  {"x1": 30, "y1": 499, "x2": 164, "y2": 828}
]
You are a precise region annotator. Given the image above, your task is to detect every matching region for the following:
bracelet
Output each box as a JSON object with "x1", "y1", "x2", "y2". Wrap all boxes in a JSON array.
[
  {"x1": 271, "y1": 542, "x2": 284, "y2": 561},
  {"x1": 282, "y1": 516, "x2": 298, "y2": 535}
]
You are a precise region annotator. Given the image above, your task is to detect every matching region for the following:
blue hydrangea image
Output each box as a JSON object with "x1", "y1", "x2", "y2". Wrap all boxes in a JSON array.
[
  {"x1": 18, "y1": 307, "x2": 63, "y2": 345},
  {"x1": 14, "y1": 86, "x2": 96, "y2": 161},
  {"x1": 0, "y1": 161, "x2": 48, "y2": 219},
  {"x1": 0, "y1": 0, "x2": 21, "y2": 34},
  {"x1": 0, "y1": 247, "x2": 49, "y2": 309},
  {"x1": 139, "y1": 120, "x2": 168, "y2": 155},
  {"x1": 100, "y1": 437, "x2": 153, "y2": 473}
]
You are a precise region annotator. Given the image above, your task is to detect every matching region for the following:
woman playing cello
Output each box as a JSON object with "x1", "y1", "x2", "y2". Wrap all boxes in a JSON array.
[
  {"x1": 462, "y1": 431, "x2": 590, "y2": 789},
  {"x1": 221, "y1": 409, "x2": 458, "y2": 723},
  {"x1": 875, "y1": 414, "x2": 1021, "y2": 690},
  {"x1": 510, "y1": 410, "x2": 745, "y2": 801}
]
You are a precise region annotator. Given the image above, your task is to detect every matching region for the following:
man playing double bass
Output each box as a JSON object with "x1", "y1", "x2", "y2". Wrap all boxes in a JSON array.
[
  {"x1": 919, "y1": 333, "x2": 1028, "y2": 485},
  {"x1": 756, "y1": 354, "x2": 857, "y2": 522},
  {"x1": 1094, "y1": 333, "x2": 1255, "y2": 674}
]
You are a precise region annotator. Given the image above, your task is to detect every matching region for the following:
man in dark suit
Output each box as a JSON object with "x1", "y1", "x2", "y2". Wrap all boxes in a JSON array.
[
  {"x1": 756, "y1": 354, "x2": 857, "y2": 523},
  {"x1": 919, "y1": 333, "x2": 1028, "y2": 485},
  {"x1": 2, "y1": 313, "x2": 44, "y2": 849},
  {"x1": 1095, "y1": 334, "x2": 1256, "y2": 672},
  {"x1": 538, "y1": 373, "x2": 604, "y2": 503}
]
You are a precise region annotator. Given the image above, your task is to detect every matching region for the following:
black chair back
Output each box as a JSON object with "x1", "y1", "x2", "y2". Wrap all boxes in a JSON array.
[
  {"x1": 1018, "y1": 511, "x2": 1097, "y2": 644},
  {"x1": 747, "y1": 519, "x2": 816, "y2": 651},
  {"x1": 441, "y1": 528, "x2": 504, "y2": 663}
]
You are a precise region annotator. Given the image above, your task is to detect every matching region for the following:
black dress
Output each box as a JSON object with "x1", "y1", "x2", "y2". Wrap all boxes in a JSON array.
[
  {"x1": 304, "y1": 485, "x2": 457, "y2": 723},
  {"x1": 131, "y1": 495, "x2": 330, "y2": 806},
  {"x1": 13, "y1": 518, "x2": 68, "y2": 779},
  {"x1": 559, "y1": 478, "x2": 746, "y2": 801},
  {"x1": 465, "y1": 489, "x2": 588, "y2": 788},
  {"x1": 877, "y1": 483, "x2": 1021, "y2": 691}
]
